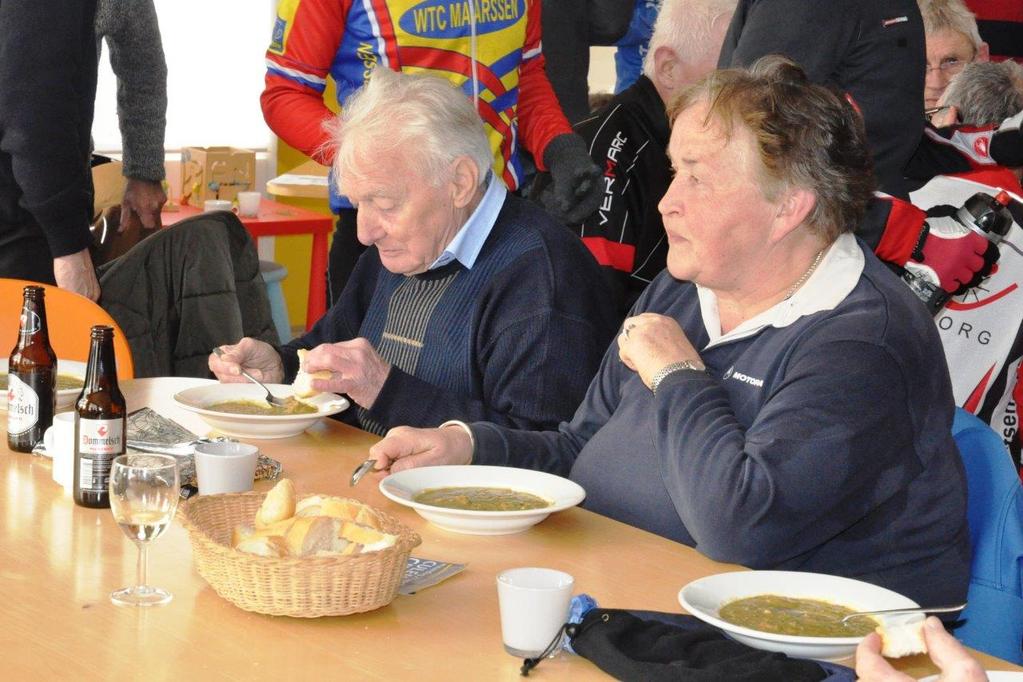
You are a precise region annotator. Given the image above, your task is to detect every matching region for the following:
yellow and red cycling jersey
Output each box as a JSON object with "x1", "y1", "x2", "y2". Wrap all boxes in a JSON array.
[{"x1": 262, "y1": 0, "x2": 571, "y2": 208}]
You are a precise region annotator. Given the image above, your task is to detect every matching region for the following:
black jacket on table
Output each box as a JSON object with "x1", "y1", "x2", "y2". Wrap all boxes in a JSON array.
[
  {"x1": 0, "y1": 0, "x2": 98, "y2": 282},
  {"x1": 718, "y1": 0, "x2": 925, "y2": 199}
]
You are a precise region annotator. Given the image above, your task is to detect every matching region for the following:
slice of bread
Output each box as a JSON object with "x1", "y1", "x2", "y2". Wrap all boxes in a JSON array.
[
  {"x1": 338, "y1": 520, "x2": 397, "y2": 553},
  {"x1": 284, "y1": 516, "x2": 353, "y2": 557},
  {"x1": 235, "y1": 534, "x2": 288, "y2": 558},
  {"x1": 293, "y1": 349, "x2": 331, "y2": 398},
  {"x1": 877, "y1": 619, "x2": 927, "y2": 658},
  {"x1": 256, "y1": 479, "x2": 297, "y2": 528}
]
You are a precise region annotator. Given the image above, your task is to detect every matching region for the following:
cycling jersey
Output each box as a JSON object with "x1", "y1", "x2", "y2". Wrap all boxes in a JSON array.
[{"x1": 262, "y1": 0, "x2": 571, "y2": 210}]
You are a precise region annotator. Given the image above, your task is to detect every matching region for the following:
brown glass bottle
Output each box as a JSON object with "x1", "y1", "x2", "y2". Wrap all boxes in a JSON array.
[
  {"x1": 7, "y1": 286, "x2": 57, "y2": 453},
  {"x1": 73, "y1": 326, "x2": 126, "y2": 508}
]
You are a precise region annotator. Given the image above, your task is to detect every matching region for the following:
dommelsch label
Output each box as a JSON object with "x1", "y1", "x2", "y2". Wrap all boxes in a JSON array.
[
  {"x1": 6, "y1": 374, "x2": 39, "y2": 435},
  {"x1": 77, "y1": 418, "x2": 123, "y2": 492}
]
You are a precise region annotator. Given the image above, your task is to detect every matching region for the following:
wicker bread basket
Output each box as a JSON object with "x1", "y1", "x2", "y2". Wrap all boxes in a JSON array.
[{"x1": 180, "y1": 491, "x2": 421, "y2": 617}]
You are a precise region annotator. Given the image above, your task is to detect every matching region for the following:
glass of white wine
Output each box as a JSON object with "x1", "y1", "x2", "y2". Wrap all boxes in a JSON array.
[{"x1": 109, "y1": 453, "x2": 180, "y2": 606}]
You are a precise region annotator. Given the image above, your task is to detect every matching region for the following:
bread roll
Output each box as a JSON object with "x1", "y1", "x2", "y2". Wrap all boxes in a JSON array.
[
  {"x1": 293, "y1": 349, "x2": 331, "y2": 398},
  {"x1": 877, "y1": 619, "x2": 927, "y2": 658},
  {"x1": 256, "y1": 479, "x2": 296, "y2": 528},
  {"x1": 235, "y1": 535, "x2": 288, "y2": 558}
]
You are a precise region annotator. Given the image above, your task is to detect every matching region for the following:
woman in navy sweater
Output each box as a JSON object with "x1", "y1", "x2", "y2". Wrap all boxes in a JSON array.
[{"x1": 370, "y1": 57, "x2": 971, "y2": 608}]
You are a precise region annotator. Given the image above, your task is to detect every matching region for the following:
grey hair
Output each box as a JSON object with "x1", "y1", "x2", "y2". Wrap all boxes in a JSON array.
[
  {"x1": 642, "y1": 0, "x2": 738, "y2": 78},
  {"x1": 918, "y1": 0, "x2": 984, "y2": 51},
  {"x1": 943, "y1": 60, "x2": 1023, "y2": 125},
  {"x1": 326, "y1": 67, "x2": 493, "y2": 189}
]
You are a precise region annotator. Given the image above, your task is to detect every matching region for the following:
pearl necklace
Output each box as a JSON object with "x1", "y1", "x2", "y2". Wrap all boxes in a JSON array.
[{"x1": 784, "y1": 248, "x2": 825, "y2": 300}]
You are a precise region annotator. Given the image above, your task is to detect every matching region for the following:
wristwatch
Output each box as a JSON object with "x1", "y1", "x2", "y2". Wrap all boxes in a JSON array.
[{"x1": 649, "y1": 360, "x2": 705, "y2": 395}]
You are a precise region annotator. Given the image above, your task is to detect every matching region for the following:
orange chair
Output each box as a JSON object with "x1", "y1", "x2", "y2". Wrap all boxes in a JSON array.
[{"x1": 0, "y1": 278, "x2": 134, "y2": 379}]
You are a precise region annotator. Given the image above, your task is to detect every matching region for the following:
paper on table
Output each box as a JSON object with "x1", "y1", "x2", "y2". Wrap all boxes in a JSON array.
[
  {"x1": 399, "y1": 557, "x2": 466, "y2": 595},
  {"x1": 269, "y1": 174, "x2": 329, "y2": 187}
]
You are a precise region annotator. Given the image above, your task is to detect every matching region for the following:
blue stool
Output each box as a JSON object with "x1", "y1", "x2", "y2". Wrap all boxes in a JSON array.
[{"x1": 259, "y1": 260, "x2": 292, "y2": 343}]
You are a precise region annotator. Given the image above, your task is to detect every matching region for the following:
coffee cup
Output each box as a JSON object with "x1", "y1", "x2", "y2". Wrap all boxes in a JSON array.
[
  {"x1": 496, "y1": 567, "x2": 574, "y2": 658},
  {"x1": 44, "y1": 412, "x2": 76, "y2": 491},
  {"x1": 193, "y1": 441, "x2": 258, "y2": 495},
  {"x1": 236, "y1": 191, "x2": 262, "y2": 217},
  {"x1": 203, "y1": 199, "x2": 234, "y2": 213}
]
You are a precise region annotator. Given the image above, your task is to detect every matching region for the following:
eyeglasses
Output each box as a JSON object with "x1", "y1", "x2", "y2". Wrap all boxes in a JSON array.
[{"x1": 924, "y1": 59, "x2": 967, "y2": 76}]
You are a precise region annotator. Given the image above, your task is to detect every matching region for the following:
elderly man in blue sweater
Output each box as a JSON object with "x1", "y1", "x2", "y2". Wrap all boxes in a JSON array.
[
  {"x1": 370, "y1": 57, "x2": 972, "y2": 607},
  {"x1": 210, "y1": 69, "x2": 617, "y2": 435}
]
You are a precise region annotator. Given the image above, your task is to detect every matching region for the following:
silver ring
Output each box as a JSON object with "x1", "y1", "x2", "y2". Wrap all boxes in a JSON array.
[{"x1": 624, "y1": 324, "x2": 636, "y2": 339}]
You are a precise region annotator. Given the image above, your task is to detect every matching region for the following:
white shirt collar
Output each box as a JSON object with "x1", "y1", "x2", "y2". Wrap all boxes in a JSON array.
[{"x1": 698, "y1": 232, "x2": 865, "y2": 348}]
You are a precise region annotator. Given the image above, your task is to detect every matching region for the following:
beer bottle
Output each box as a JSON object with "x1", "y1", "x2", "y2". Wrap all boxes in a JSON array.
[
  {"x1": 7, "y1": 285, "x2": 57, "y2": 453},
  {"x1": 73, "y1": 326, "x2": 126, "y2": 508}
]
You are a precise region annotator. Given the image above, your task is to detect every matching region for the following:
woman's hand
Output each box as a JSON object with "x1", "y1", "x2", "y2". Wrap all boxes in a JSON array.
[
  {"x1": 617, "y1": 313, "x2": 703, "y2": 389},
  {"x1": 368, "y1": 424, "x2": 474, "y2": 476}
]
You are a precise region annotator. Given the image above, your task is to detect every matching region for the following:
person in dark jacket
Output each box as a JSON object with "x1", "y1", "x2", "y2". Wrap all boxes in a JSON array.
[
  {"x1": 718, "y1": 0, "x2": 925, "y2": 199},
  {"x1": 368, "y1": 58, "x2": 971, "y2": 608},
  {"x1": 0, "y1": 0, "x2": 100, "y2": 299},
  {"x1": 539, "y1": 0, "x2": 736, "y2": 317},
  {"x1": 212, "y1": 70, "x2": 617, "y2": 435}
]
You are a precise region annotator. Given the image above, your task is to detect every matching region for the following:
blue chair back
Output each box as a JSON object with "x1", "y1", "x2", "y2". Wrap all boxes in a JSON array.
[{"x1": 952, "y1": 408, "x2": 1023, "y2": 664}]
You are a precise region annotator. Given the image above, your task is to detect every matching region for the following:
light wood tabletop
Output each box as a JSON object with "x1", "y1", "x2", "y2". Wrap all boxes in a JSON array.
[{"x1": 2, "y1": 378, "x2": 1019, "y2": 680}]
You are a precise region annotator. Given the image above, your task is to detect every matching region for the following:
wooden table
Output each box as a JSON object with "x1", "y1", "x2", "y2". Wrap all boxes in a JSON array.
[
  {"x1": 3, "y1": 378, "x2": 1020, "y2": 680},
  {"x1": 161, "y1": 198, "x2": 332, "y2": 330}
]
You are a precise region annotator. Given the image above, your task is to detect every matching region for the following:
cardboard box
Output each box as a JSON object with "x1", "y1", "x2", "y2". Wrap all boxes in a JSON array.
[{"x1": 180, "y1": 146, "x2": 256, "y2": 207}]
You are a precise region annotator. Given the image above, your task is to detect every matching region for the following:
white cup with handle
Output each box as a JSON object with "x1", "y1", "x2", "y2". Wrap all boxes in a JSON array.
[{"x1": 44, "y1": 412, "x2": 76, "y2": 491}]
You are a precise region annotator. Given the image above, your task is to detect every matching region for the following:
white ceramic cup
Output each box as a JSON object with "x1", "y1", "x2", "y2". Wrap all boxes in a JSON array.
[
  {"x1": 496, "y1": 567, "x2": 574, "y2": 658},
  {"x1": 193, "y1": 441, "x2": 258, "y2": 495},
  {"x1": 44, "y1": 412, "x2": 76, "y2": 491},
  {"x1": 236, "y1": 191, "x2": 262, "y2": 217},
  {"x1": 203, "y1": 199, "x2": 234, "y2": 213}
]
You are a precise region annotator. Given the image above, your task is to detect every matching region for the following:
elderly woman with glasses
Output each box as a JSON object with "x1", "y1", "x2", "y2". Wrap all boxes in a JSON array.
[{"x1": 369, "y1": 57, "x2": 971, "y2": 608}]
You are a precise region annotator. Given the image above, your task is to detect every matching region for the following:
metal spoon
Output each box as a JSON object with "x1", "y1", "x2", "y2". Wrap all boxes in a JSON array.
[
  {"x1": 840, "y1": 603, "x2": 966, "y2": 623},
  {"x1": 211, "y1": 347, "x2": 288, "y2": 408},
  {"x1": 350, "y1": 458, "x2": 378, "y2": 487}
]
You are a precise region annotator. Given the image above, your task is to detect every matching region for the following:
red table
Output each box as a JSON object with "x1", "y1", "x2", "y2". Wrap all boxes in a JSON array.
[{"x1": 162, "y1": 198, "x2": 331, "y2": 330}]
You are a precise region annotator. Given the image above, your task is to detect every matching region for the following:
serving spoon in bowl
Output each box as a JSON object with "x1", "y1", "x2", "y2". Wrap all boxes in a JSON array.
[
  {"x1": 211, "y1": 347, "x2": 289, "y2": 408},
  {"x1": 839, "y1": 603, "x2": 967, "y2": 623}
]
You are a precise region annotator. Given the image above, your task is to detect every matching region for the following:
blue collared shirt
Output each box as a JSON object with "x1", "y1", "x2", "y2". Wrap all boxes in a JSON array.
[{"x1": 428, "y1": 172, "x2": 507, "y2": 271}]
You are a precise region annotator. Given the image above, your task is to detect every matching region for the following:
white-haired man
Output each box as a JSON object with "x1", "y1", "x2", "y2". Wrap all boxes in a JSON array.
[
  {"x1": 536, "y1": 0, "x2": 737, "y2": 315},
  {"x1": 920, "y1": 0, "x2": 990, "y2": 112},
  {"x1": 212, "y1": 69, "x2": 618, "y2": 435}
]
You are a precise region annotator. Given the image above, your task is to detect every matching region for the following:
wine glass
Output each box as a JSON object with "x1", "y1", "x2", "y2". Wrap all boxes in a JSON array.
[{"x1": 109, "y1": 453, "x2": 180, "y2": 606}]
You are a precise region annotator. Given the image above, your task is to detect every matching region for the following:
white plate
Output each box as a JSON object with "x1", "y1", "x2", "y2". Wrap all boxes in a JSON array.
[
  {"x1": 678, "y1": 571, "x2": 921, "y2": 662},
  {"x1": 172, "y1": 383, "x2": 348, "y2": 439},
  {"x1": 379, "y1": 465, "x2": 585, "y2": 535},
  {"x1": 0, "y1": 358, "x2": 86, "y2": 412}
]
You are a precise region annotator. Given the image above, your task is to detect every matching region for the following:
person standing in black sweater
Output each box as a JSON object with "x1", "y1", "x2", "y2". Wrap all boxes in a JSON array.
[
  {"x1": 718, "y1": 0, "x2": 925, "y2": 199},
  {"x1": 0, "y1": 0, "x2": 100, "y2": 299}
]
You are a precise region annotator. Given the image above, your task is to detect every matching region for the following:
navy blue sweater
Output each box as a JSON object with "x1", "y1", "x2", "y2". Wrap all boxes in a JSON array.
[
  {"x1": 473, "y1": 241, "x2": 971, "y2": 606},
  {"x1": 282, "y1": 193, "x2": 618, "y2": 432}
]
